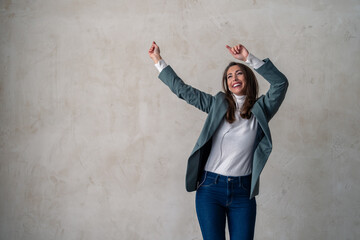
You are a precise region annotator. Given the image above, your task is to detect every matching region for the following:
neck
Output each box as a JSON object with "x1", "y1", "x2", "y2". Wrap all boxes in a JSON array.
[
  {"x1": 233, "y1": 93, "x2": 246, "y2": 99},
  {"x1": 232, "y1": 94, "x2": 246, "y2": 109}
]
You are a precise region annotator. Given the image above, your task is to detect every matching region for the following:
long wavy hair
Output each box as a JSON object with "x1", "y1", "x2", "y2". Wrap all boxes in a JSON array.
[{"x1": 222, "y1": 62, "x2": 259, "y2": 123}]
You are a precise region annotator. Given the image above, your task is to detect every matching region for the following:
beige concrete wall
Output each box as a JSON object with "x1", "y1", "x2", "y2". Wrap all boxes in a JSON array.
[{"x1": 1, "y1": 0, "x2": 359, "y2": 239}]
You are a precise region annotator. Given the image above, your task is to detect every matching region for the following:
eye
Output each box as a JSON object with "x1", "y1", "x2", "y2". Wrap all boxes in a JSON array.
[
  {"x1": 236, "y1": 71, "x2": 243, "y2": 75},
  {"x1": 227, "y1": 75, "x2": 233, "y2": 80}
]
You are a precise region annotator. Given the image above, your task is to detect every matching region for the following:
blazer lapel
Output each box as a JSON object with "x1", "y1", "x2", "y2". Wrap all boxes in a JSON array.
[{"x1": 190, "y1": 95, "x2": 228, "y2": 154}]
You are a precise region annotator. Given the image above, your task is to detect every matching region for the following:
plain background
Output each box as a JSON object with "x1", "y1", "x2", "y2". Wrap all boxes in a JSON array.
[{"x1": 1, "y1": 0, "x2": 359, "y2": 239}]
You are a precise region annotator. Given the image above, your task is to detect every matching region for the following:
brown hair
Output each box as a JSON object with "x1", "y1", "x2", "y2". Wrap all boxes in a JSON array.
[{"x1": 222, "y1": 62, "x2": 259, "y2": 123}]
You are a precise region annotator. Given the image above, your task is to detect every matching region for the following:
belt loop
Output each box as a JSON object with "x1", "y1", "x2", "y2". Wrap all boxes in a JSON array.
[
  {"x1": 238, "y1": 176, "x2": 242, "y2": 187},
  {"x1": 215, "y1": 175, "x2": 219, "y2": 184}
]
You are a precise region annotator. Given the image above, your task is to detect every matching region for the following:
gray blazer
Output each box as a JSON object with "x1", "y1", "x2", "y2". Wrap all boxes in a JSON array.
[{"x1": 158, "y1": 58, "x2": 288, "y2": 199}]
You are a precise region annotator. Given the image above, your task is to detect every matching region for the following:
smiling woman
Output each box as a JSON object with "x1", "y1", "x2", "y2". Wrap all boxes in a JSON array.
[
  {"x1": 148, "y1": 41, "x2": 288, "y2": 240},
  {"x1": 222, "y1": 62, "x2": 259, "y2": 122}
]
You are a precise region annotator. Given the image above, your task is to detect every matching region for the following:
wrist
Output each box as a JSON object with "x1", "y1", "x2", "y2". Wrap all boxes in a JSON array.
[
  {"x1": 244, "y1": 52, "x2": 249, "y2": 61},
  {"x1": 152, "y1": 55, "x2": 162, "y2": 64}
]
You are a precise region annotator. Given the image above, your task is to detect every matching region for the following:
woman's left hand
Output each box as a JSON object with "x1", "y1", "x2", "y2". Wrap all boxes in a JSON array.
[{"x1": 226, "y1": 44, "x2": 249, "y2": 62}]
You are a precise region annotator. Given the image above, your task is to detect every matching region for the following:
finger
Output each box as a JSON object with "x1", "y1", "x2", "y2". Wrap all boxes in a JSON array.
[
  {"x1": 238, "y1": 45, "x2": 243, "y2": 53},
  {"x1": 226, "y1": 45, "x2": 235, "y2": 53},
  {"x1": 233, "y1": 47, "x2": 238, "y2": 54},
  {"x1": 239, "y1": 45, "x2": 245, "y2": 54},
  {"x1": 226, "y1": 45, "x2": 236, "y2": 55},
  {"x1": 232, "y1": 47, "x2": 238, "y2": 55}
]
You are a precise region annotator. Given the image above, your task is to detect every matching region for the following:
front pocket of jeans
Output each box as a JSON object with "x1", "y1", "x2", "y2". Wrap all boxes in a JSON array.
[{"x1": 198, "y1": 177, "x2": 215, "y2": 188}]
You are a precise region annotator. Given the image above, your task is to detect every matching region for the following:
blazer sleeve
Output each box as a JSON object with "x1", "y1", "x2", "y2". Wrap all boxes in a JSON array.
[
  {"x1": 158, "y1": 65, "x2": 215, "y2": 113},
  {"x1": 255, "y1": 59, "x2": 289, "y2": 122}
]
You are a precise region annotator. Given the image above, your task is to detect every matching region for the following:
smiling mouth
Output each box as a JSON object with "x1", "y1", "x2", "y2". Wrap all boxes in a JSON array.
[{"x1": 232, "y1": 83, "x2": 242, "y2": 88}]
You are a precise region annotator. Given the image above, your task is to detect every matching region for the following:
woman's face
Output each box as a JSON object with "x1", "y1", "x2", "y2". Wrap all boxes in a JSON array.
[{"x1": 226, "y1": 65, "x2": 247, "y2": 96}]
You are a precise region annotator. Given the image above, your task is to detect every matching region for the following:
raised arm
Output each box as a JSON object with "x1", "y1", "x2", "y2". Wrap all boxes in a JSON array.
[
  {"x1": 254, "y1": 59, "x2": 288, "y2": 121},
  {"x1": 148, "y1": 41, "x2": 215, "y2": 113}
]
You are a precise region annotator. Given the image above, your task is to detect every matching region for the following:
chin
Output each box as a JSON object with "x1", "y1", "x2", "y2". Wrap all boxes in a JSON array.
[{"x1": 232, "y1": 90, "x2": 245, "y2": 96}]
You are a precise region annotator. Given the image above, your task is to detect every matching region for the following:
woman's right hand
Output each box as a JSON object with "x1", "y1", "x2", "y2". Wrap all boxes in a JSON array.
[{"x1": 148, "y1": 41, "x2": 162, "y2": 64}]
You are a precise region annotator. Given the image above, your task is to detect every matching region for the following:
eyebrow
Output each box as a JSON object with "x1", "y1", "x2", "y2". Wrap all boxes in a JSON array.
[{"x1": 227, "y1": 70, "x2": 242, "y2": 77}]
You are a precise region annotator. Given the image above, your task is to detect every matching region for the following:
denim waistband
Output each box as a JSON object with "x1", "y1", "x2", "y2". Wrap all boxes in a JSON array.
[{"x1": 202, "y1": 171, "x2": 251, "y2": 184}]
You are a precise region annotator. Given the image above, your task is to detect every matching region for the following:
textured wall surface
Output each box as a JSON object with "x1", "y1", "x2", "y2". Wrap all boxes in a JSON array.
[{"x1": 1, "y1": 0, "x2": 359, "y2": 239}]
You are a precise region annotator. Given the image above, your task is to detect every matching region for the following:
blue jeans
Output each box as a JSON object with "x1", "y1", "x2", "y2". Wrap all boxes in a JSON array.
[{"x1": 196, "y1": 171, "x2": 256, "y2": 240}]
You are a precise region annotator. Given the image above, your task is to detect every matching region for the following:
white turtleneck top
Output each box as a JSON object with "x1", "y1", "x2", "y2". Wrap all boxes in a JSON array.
[
  {"x1": 204, "y1": 94, "x2": 258, "y2": 176},
  {"x1": 154, "y1": 53, "x2": 264, "y2": 177}
]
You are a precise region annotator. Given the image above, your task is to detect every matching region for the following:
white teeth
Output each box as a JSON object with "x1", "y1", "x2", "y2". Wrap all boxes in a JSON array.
[{"x1": 233, "y1": 83, "x2": 241, "y2": 87}]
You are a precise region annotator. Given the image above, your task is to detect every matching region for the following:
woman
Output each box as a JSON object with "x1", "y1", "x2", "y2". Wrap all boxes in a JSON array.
[{"x1": 148, "y1": 41, "x2": 288, "y2": 240}]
